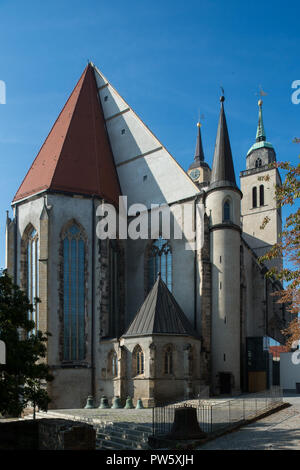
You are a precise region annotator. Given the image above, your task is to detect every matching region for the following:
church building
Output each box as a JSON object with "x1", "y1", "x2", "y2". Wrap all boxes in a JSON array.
[{"x1": 5, "y1": 63, "x2": 288, "y2": 408}]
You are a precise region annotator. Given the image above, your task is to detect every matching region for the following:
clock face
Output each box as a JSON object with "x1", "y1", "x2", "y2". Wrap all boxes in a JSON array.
[{"x1": 189, "y1": 169, "x2": 200, "y2": 181}]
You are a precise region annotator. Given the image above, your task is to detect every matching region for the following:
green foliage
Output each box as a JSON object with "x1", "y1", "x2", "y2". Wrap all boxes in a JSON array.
[
  {"x1": 258, "y1": 158, "x2": 300, "y2": 344},
  {"x1": 0, "y1": 272, "x2": 53, "y2": 417}
]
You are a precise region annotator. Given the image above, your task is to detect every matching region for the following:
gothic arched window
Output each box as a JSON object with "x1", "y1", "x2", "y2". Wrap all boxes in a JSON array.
[
  {"x1": 132, "y1": 345, "x2": 144, "y2": 376},
  {"x1": 27, "y1": 227, "x2": 39, "y2": 333},
  {"x1": 147, "y1": 237, "x2": 172, "y2": 292},
  {"x1": 108, "y1": 350, "x2": 118, "y2": 377},
  {"x1": 223, "y1": 201, "x2": 230, "y2": 222},
  {"x1": 62, "y1": 222, "x2": 86, "y2": 361},
  {"x1": 255, "y1": 158, "x2": 262, "y2": 168},
  {"x1": 252, "y1": 187, "x2": 257, "y2": 208},
  {"x1": 109, "y1": 240, "x2": 119, "y2": 338},
  {"x1": 164, "y1": 345, "x2": 173, "y2": 375},
  {"x1": 260, "y1": 184, "x2": 264, "y2": 206}
]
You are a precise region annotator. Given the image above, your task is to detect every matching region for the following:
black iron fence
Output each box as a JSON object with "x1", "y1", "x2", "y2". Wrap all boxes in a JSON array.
[{"x1": 152, "y1": 386, "x2": 283, "y2": 436}]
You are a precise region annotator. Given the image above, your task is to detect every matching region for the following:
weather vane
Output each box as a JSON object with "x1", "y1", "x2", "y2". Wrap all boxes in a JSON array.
[{"x1": 256, "y1": 85, "x2": 267, "y2": 104}]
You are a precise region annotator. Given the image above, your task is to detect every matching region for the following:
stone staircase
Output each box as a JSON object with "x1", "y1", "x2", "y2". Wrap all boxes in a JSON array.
[
  {"x1": 27, "y1": 410, "x2": 153, "y2": 450},
  {"x1": 96, "y1": 422, "x2": 152, "y2": 450}
]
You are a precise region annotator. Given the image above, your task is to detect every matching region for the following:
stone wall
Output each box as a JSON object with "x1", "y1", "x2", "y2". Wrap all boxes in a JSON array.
[{"x1": 0, "y1": 419, "x2": 95, "y2": 450}]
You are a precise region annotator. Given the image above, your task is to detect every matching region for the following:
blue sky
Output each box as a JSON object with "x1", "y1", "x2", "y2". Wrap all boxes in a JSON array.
[{"x1": 0, "y1": 0, "x2": 299, "y2": 268}]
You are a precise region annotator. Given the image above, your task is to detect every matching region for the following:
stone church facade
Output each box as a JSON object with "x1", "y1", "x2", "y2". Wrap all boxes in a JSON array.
[{"x1": 5, "y1": 64, "x2": 289, "y2": 408}]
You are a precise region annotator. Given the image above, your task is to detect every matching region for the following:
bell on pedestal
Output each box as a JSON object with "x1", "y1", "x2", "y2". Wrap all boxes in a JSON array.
[
  {"x1": 111, "y1": 396, "x2": 123, "y2": 409},
  {"x1": 165, "y1": 406, "x2": 207, "y2": 440},
  {"x1": 84, "y1": 395, "x2": 95, "y2": 409},
  {"x1": 98, "y1": 395, "x2": 110, "y2": 409},
  {"x1": 136, "y1": 398, "x2": 144, "y2": 409},
  {"x1": 124, "y1": 396, "x2": 134, "y2": 409}
]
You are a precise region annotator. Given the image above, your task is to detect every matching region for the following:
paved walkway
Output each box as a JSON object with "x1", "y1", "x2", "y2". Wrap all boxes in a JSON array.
[{"x1": 199, "y1": 392, "x2": 300, "y2": 450}]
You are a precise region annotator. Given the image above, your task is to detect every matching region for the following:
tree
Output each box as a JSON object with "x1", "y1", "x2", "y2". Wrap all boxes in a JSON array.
[
  {"x1": 0, "y1": 271, "x2": 53, "y2": 417},
  {"x1": 258, "y1": 159, "x2": 300, "y2": 346}
]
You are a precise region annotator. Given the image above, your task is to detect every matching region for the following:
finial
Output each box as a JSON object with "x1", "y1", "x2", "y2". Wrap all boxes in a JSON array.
[
  {"x1": 157, "y1": 271, "x2": 161, "y2": 278},
  {"x1": 197, "y1": 111, "x2": 204, "y2": 128},
  {"x1": 256, "y1": 85, "x2": 267, "y2": 106},
  {"x1": 220, "y1": 86, "x2": 225, "y2": 102}
]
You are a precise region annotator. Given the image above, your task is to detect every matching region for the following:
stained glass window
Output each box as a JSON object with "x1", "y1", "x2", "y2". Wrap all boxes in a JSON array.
[
  {"x1": 63, "y1": 223, "x2": 85, "y2": 361},
  {"x1": 27, "y1": 228, "x2": 39, "y2": 333},
  {"x1": 133, "y1": 345, "x2": 144, "y2": 376},
  {"x1": 109, "y1": 240, "x2": 119, "y2": 338},
  {"x1": 148, "y1": 237, "x2": 172, "y2": 292}
]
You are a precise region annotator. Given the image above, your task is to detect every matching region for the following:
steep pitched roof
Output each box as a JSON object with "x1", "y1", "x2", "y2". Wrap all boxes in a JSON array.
[
  {"x1": 210, "y1": 96, "x2": 237, "y2": 190},
  {"x1": 92, "y1": 65, "x2": 199, "y2": 209},
  {"x1": 122, "y1": 274, "x2": 199, "y2": 338},
  {"x1": 13, "y1": 64, "x2": 121, "y2": 206}
]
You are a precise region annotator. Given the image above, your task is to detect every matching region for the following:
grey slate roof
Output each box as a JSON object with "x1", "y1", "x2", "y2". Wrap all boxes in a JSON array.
[
  {"x1": 122, "y1": 275, "x2": 200, "y2": 339},
  {"x1": 210, "y1": 97, "x2": 237, "y2": 190}
]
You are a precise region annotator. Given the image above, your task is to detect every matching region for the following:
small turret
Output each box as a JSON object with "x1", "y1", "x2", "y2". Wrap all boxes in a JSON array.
[{"x1": 205, "y1": 94, "x2": 242, "y2": 395}]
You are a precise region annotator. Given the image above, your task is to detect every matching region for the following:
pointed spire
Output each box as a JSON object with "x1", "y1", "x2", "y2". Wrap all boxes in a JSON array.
[
  {"x1": 188, "y1": 119, "x2": 209, "y2": 171},
  {"x1": 256, "y1": 99, "x2": 266, "y2": 142},
  {"x1": 194, "y1": 121, "x2": 205, "y2": 163},
  {"x1": 210, "y1": 95, "x2": 237, "y2": 189}
]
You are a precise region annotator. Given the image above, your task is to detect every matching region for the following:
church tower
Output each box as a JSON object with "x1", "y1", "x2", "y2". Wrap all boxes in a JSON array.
[
  {"x1": 205, "y1": 95, "x2": 242, "y2": 395},
  {"x1": 240, "y1": 99, "x2": 282, "y2": 270},
  {"x1": 187, "y1": 121, "x2": 211, "y2": 186}
]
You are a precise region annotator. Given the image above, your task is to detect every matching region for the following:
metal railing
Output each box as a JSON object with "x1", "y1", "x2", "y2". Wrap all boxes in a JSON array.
[{"x1": 152, "y1": 386, "x2": 282, "y2": 436}]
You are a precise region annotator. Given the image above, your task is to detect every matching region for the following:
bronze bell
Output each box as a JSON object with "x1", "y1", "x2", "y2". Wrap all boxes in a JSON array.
[
  {"x1": 98, "y1": 395, "x2": 110, "y2": 409},
  {"x1": 124, "y1": 396, "x2": 134, "y2": 409},
  {"x1": 165, "y1": 406, "x2": 206, "y2": 440},
  {"x1": 84, "y1": 395, "x2": 95, "y2": 409},
  {"x1": 111, "y1": 396, "x2": 123, "y2": 409},
  {"x1": 135, "y1": 398, "x2": 144, "y2": 409}
]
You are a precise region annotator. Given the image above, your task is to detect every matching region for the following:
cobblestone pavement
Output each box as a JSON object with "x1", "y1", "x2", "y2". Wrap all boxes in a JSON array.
[{"x1": 199, "y1": 393, "x2": 300, "y2": 450}]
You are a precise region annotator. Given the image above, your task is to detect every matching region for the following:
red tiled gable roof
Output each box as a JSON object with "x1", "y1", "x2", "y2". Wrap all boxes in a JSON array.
[{"x1": 13, "y1": 64, "x2": 121, "y2": 207}]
